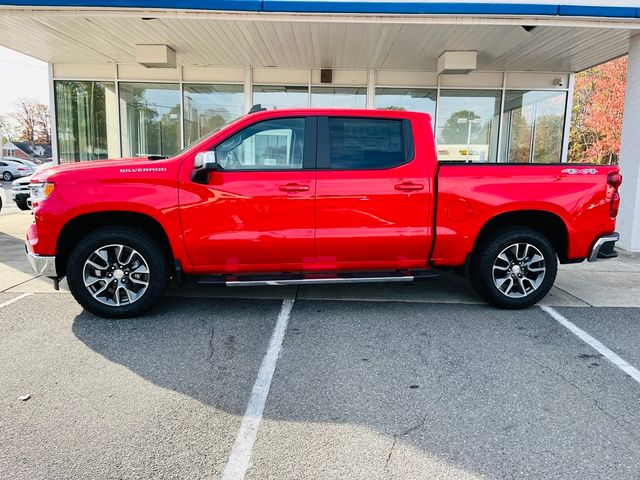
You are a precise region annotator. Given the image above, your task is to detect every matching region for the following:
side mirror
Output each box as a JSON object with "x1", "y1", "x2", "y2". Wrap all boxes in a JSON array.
[{"x1": 194, "y1": 151, "x2": 220, "y2": 171}]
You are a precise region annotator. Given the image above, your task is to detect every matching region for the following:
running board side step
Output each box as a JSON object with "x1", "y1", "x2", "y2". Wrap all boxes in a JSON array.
[{"x1": 197, "y1": 271, "x2": 439, "y2": 287}]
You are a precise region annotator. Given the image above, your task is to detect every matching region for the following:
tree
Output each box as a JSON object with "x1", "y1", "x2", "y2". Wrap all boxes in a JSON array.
[
  {"x1": 12, "y1": 98, "x2": 51, "y2": 145},
  {"x1": 33, "y1": 103, "x2": 51, "y2": 144},
  {"x1": 0, "y1": 114, "x2": 17, "y2": 144},
  {"x1": 440, "y1": 110, "x2": 482, "y2": 145},
  {"x1": 569, "y1": 57, "x2": 627, "y2": 164}
]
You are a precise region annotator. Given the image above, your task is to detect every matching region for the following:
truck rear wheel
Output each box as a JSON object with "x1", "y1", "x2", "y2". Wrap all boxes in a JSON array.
[
  {"x1": 470, "y1": 227, "x2": 557, "y2": 309},
  {"x1": 66, "y1": 227, "x2": 169, "y2": 318}
]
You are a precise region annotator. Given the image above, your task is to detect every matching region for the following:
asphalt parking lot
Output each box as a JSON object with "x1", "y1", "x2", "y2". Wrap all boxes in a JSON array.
[{"x1": 2, "y1": 183, "x2": 640, "y2": 479}]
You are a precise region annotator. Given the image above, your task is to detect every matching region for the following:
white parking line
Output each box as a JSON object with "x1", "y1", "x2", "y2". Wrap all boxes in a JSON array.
[
  {"x1": 540, "y1": 305, "x2": 640, "y2": 384},
  {"x1": 0, "y1": 292, "x2": 33, "y2": 309},
  {"x1": 221, "y1": 298, "x2": 295, "y2": 480}
]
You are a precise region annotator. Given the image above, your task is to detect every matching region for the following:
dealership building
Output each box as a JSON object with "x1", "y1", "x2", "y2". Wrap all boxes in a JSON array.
[{"x1": 0, "y1": 0, "x2": 639, "y2": 250}]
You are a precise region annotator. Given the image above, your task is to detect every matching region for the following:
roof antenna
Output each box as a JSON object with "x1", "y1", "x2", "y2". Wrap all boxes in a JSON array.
[{"x1": 248, "y1": 104, "x2": 267, "y2": 114}]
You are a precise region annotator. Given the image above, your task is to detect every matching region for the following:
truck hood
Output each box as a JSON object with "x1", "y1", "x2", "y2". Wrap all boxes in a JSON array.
[{"x1": 30, "y1": 157, "x2": 156, "y2": 183}]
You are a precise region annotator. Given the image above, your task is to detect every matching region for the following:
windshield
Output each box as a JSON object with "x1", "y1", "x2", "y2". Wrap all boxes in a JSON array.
[{"x1": 173, "y1": 118, "x2": 239, "y2": 157}]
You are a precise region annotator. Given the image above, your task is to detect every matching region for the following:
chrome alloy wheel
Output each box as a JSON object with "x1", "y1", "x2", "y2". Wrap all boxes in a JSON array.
[
  {"x1": 491, "y1": 242, "x2": 546, "y2": 298},
  {"x1": 82, "y1": 244, "x2": 150, "y2": 307}
]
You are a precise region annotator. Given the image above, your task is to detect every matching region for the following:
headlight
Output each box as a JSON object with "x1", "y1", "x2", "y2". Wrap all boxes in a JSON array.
[{"x1": 29, "y1": 182, "x2": 55, "y2": 202}]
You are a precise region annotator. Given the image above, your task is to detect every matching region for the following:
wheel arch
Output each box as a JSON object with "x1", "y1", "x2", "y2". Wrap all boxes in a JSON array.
[
  {"x1": 56, "y1": 211, "x2": 175, "y2": 277},
  {"x1": 473, "y1": 210, "x2": 569, "y2": 264}
]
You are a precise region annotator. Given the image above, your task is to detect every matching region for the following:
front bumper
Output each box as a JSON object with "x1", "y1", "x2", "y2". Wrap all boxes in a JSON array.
[
  {"x1": 25, "y1": 242, "x2": 58, "y2": 276},
  {"x1": 11, "y1": 192, "x2": 29, "y2": 201},
  {"x1": 588, "y1": 232, "x2": 619, "y2": 262}
]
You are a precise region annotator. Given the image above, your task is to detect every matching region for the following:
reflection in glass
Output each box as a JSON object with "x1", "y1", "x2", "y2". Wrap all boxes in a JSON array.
[
  {"x1": 183, "y1": 84, "x2": 244, "y2": 145},
  {"x1": 119, "y1": 83, "x2": 181, "y2": 157},
  {"x1": 436, "y1": 90, "x2": 501, "y2": 163},
  {"x1": 501, "y1": 90, "x2": 567, "y2": 163},
  {"x1": 253, "y1": 85, "x2": 309, "y2": 109},
  {"x1": 55, "y1": 81, "x2": 118, "y2": 163},
  {"x1": 375, "y1": 88, "x2": 437, "y2": 119},
  {"x1": 311, "y1": 87, "x2": 366, "y2": 108}
]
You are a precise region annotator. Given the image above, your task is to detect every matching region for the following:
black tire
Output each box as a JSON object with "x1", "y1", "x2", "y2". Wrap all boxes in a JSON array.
[
  {"x1": 2, "y1": 171, "x2": 12, "y2": 181},
  {"x1": 66, "y1": 226, "x2": 169, "y2": 318},
  {"x1": 469, "y1": 227, "x2": 557, "y2": 309},
  {"x1": 16, "y1": 200, "x2": 30, "y2": 211}
]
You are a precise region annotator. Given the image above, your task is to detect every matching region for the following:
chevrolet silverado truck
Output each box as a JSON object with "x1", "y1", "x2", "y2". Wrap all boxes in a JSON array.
[{"x1": 25, "y1": 108, "x2": 621, "y2": 318}]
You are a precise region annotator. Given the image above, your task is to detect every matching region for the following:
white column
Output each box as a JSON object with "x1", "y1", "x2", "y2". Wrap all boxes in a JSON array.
[
  {"x1": 104, "y1": 83, "x2": 120, "y2": 158},
  {"x1": 560, "y1": 73, "x2": 575, "y2": 163},
  {"x1": 366, "y1": 69, "x2": 375, "y2": 109},
  {"x1": 244, "y1": 65, "x2": 252, "y2": 113},
  {"x1": 618, "y1": 34, "x2": 640, "y2": 251},
  {"x1": 47, "y1": 63, "x2": 59, "y2": 165}
]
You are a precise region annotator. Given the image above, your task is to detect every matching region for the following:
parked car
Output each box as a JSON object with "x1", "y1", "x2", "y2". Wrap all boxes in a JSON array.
[
  {"x1": 24, "y1": 108, "x2": 622, "y2": 318},
  {"x1": 11, "y1": 176, "x2": 31, "y2": 210},
  {"x1": 11, "y1": 162, "x2": 53, "y2": 210},
  {"x1": 1, "y1": 158, "x2": 34, "y2": 181},
  {"x1": 4, "y1": 157, "x2": 38, "y2": 170}
]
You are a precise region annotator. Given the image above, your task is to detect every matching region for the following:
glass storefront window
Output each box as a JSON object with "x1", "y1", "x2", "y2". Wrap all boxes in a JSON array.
[
  {"x1": 183, "y1": 84, "x2": 244, "y2": 145},
  {"x1": 501, "y1": 90, "x2": 567, "y2": 163},
  {"x1": 54, "y1": 77, "x2": 570, "y2": 166},
  {"x1": 55, "y1": 81, "x2": 118, "y2": 163},
  {"x1": 311, "y1": 87, "x2": 366, "y2": 108},
  {"x1": 374, "y1": 88, "x2": 437, "y2": 120},
  {"x1": 253, "y1": 85, "x2": 309, "y2": 109},
  {"x1": 119, "y1": 83, "x2": 180, "y2": 157},
  {"x1": 436, "y1": 90, "x2": 502, "y2": 163}
]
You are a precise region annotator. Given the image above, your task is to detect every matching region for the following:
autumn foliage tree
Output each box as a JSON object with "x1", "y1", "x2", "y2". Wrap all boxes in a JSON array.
[
  {"x1": 13, "y1": 97, "x2": 51, "y2": 145},
  {"x1": 569, "y1": 57, "x2": 627, "y2": 164}
]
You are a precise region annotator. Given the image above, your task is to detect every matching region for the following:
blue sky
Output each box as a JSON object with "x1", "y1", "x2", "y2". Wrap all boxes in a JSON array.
[{"x1": 0, "y1": 46, "x2": 49, "y2": 114}]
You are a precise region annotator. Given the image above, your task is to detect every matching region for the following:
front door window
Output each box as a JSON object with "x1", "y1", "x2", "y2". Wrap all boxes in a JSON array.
[{"x1": 215, "y1": 118, "x2": 305, "y2": 170}]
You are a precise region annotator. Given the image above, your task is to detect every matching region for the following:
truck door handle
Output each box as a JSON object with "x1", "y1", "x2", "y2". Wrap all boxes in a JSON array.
[
  {"x1": 395, "y1": 182, "x2": 424, "y2": 192},
  {"x1": 279, "y1": 183, "x2": 310, "y2": 192}
]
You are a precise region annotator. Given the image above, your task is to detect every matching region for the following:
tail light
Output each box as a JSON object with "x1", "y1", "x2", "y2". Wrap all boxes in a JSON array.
[
  {"x1": 608, "y1": 172, "x2": 622, "y2": 188},
  {"x1": 608, "y1": 172, "x2": 622, "y2": 218},
  {"x1": 18, "y1": 167, "x2": 25, "y2": 171}
]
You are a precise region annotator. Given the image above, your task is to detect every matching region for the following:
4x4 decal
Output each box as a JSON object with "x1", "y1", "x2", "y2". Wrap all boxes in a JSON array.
[{"x1": 561, "y1": 168, "x2": 599, "y2": 175}]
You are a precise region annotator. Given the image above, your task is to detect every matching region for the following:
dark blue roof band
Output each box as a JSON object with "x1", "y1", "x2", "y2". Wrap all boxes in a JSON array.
[
  {"x1": 1, "y1": 0, "x2": 639, "y2": 19},
  {"x1": 263, "y1": 1, "x2": 559, "y2": 16}
]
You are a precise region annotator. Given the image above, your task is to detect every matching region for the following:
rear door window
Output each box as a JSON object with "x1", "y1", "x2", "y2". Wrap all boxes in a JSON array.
[{"x1": 324, "y1": 117, "x2": 410, "y2": 170}]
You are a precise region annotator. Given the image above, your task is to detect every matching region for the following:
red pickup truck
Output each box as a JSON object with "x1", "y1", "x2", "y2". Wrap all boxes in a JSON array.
[{"x1": 25, "y1": 108, "x2": 621, "y2": 318}]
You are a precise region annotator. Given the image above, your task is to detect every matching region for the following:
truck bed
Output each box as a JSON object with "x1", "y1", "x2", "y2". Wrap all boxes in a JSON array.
[{"x1": 432, "y1": 163, "x2": 620, "y2": 267}]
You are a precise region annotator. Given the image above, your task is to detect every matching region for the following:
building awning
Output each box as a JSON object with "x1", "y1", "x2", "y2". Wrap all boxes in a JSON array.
[{"x1": 0, "y1": 1, "x2": 638, "y2": 71}]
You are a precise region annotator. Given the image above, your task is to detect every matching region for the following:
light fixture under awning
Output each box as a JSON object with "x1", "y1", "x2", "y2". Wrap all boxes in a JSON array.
[
  {"x1": 438, "y1": 51, "x2": 477, "y2": 75},
  {"x1": 135, "y1": 44, "x2": 176, "y2": 69}
]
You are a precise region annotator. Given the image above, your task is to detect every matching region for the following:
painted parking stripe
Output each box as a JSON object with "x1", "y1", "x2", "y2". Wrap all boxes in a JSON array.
[
  {"x1": 0, "y1": 292, "x2": 32, "y2": 309},
  {"x1": 221, "y1": 298, "x2": 295, "y2": 480},
  {"x1": 540, "y1": 306, "x2": 640, "y2": 385}
]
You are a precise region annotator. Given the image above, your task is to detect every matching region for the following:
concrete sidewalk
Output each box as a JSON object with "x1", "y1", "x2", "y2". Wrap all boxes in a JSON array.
[{"x1": 2, "y1": 210, "x2": 639, "y2": 307}]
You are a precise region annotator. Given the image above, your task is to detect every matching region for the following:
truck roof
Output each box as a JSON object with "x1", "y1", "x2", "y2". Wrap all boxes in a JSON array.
[{"x1": 244, "y1": 107, "x2": 432, "y2": 122}]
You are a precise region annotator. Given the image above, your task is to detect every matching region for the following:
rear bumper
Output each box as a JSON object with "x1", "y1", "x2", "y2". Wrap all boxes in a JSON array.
[
  {"x1": 25, "y1": 242, "x2": 58, "y2": 277},
  {"x1": 588, "y1": 232, "x2": 619, "y2": 262}
]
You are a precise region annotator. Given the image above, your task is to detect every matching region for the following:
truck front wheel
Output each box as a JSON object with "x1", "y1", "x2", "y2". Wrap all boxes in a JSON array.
[
  {"x1": 66, "y1": 227, "x2": 169, "y2": 318},
  {"x1": 470, "y1": 227, "x2": 557, "y2": 309}
]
